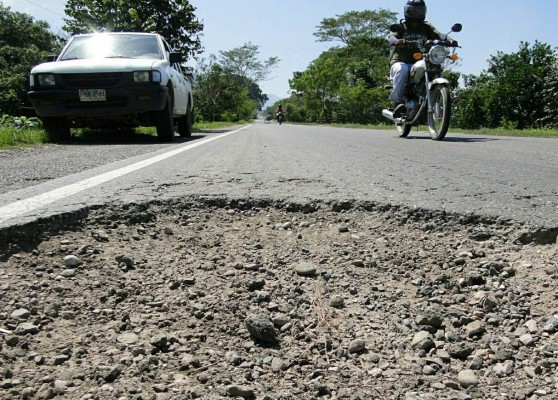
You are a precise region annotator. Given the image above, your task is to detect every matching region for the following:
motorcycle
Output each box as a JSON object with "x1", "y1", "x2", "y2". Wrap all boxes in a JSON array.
[
  {"x1": 276, "y1": 111, "x2": 285, "y2": 125},
  {"x1": 382, "y1": 23, "x2": 462, "y2": 141}
]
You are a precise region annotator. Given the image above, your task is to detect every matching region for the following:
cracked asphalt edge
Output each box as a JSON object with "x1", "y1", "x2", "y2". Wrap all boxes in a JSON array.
[{"x1": 1, "y1": 195, "x2": 557, "y2": 262}]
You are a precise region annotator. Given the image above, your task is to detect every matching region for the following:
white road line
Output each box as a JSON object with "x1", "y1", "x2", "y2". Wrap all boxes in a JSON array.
[{"x1": 0, "y1": 126, "x2": 250, "y2": 224}]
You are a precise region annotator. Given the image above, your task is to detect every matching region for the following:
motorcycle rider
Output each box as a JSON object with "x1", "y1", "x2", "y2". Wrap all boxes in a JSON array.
[
  {"x1": 276, "y1": 104, "x2": 285, "y2": 121},
  {"x1": 388, "y1": 0, "x2": 456, "y2": 115}
]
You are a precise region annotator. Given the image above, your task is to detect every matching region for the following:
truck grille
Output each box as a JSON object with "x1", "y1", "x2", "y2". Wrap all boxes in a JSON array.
[{"x1": 61, "y1": 73, "x2": 124, "y2": 88}]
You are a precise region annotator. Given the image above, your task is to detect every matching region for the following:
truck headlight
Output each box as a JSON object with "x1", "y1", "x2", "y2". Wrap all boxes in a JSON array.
[
  {"x1": 133, "y1": 71, "x2": 161, "y2": 83},
  {"x1": 37, "y1": 73, "x2": 56, "y2": 86},
  {"x1": 133, "y1": 71, "x2": 150, "y2": 83}
]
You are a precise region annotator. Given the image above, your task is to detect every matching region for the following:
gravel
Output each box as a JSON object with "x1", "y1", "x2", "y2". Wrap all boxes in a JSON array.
[{"x1": 0, "y1": 198, "x2": 557, "y2": 399}]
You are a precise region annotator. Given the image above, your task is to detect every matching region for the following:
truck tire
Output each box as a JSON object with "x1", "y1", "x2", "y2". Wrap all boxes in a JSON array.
[
  {"x1": 42, "y1": 117, "x2": 71, "y2": 142},
  {"x1": 156, "y1": 94, "x2": 174, "y2": 142},
  {"x1": 178, "y1": 105, "x2": 193, "y2": 137}
]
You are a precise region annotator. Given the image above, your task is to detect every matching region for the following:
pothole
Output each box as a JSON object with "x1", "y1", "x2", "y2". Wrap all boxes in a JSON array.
[{"x1": 0, "y1": 196, "x2": 556, "y2": 399}]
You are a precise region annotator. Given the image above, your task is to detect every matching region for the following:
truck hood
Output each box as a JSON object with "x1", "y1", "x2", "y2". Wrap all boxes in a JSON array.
[{"x1": 31, "y1": 58, "x2": 164, "y2": 74}]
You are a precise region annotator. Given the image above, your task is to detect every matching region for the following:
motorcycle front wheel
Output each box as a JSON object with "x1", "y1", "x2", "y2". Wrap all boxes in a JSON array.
[{"x1": 428, "y1": 85, "x2": 451, "y2": 141}]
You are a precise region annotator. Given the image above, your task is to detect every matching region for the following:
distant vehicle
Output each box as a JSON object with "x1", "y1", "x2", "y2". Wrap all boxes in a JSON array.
[
  {"x1": 28, "y1": 32, "x2": 194, "y2": 142},
  {"x1": 276, "y1": 111, "x2": 285, "y2": 125}
]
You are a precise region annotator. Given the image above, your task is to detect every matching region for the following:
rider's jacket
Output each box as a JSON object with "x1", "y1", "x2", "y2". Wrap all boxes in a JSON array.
[{"x1": 388, "y1": 21, "x2": 442, "y2": 65}]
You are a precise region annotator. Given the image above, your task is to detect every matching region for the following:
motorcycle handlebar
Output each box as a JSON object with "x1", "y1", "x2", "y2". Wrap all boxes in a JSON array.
[
  {"x1": 428, "y1": 39, "x2": 460, "y2": 48},
  {"x1": 393, "y1": 39, "x2": 460, "y2": 49}
]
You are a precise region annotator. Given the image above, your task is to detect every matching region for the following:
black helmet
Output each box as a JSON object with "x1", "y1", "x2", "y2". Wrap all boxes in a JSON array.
[{"x1": 404, "y1": 0, "x2": 427, "y2": 22}]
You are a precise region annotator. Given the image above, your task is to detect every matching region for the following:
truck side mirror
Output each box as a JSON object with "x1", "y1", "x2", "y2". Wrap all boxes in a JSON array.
[{"x1": 169, "y1": 52, "x2": 184, "y2": 64}]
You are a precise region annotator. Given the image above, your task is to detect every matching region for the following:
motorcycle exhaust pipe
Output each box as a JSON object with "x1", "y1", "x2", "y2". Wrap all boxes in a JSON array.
[{"x1": 382, "y1": 109, "x2": 394, "y2": 121}]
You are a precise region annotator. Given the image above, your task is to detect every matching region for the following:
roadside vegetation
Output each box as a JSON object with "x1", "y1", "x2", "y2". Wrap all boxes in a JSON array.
[
  {"x1": 0, "y1": 120, "x2": 248, "y2": 149},
  {"x1": 0, "y1": 116, "x2": 47, "y2": 147},
  {"x1": 1, "y1": 2, "x2": 558, "y2": 150}
]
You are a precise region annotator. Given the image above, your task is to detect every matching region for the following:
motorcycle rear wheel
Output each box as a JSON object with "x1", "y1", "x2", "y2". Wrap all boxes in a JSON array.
[
  {"x1": 396, "y1": 123, "x2": 412, "y2": 138},
  {"x1": 428, "y1": 85, "x2": 451, "y2": 141}
]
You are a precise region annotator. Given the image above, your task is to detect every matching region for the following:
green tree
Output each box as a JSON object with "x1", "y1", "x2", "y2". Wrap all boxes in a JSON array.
[
  {"x1": 452, "y1": 74, "x2": 493, "y2": 129},
  {"x1": 290, "y1": 51, "x2": 345, "y2": 123},
  {"x1": 285, "y1": 8, "x2": 396, "y2": 124},
  {"x1": 290, "y1": 29, "x2": 391, "y2": 124},
  {"x1": 63, "y1": 0, "x2": 203, "y2": 60},
  {"x1": 487, "y1": 41, "x2": 556, "y2": 129},
  {"x1": 194, "y1": 56, "x2": 260, "y2": 122},
  {"x1": 219, "y1": 42, "x2": 279, "y2": 84},
  {"x1": 314, "y1": 9, "x2": 397, "y2": 45},
  {"x1": 266, "y1": 94, "x2": 307, "y2": 123},
  {"x1": 454, "y1": 41, "x2": 557, "y2": 130},
  {"x1": 193, "y1": 57, "x2": 230, "y2": 122},
  {"x1": 194, "y1": 42, "x2": 278, "y2": 122},
  {"x1": 218, "y1": 42, "x2": 278, "y2": 108},
  {"x1": 0, "y1": 4, "x2": 61, "y2": 115},
  {"x1": 541, "y1": 65, "x2": 558, "y2": 128}
]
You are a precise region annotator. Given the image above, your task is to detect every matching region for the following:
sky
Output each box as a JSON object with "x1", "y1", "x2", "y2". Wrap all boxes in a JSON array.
[{"x1": 4, "y1": 0, "x2": 558, "y2": 99}]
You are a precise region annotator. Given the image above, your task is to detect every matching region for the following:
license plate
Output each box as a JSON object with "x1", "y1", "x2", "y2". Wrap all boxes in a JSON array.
[{"x1": 79, "y1": 89, "x2": 106, "y2": 102}]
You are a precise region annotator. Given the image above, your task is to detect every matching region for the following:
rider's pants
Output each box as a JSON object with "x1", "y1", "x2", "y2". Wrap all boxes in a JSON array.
[{"x1": 389, "y1": 62, "x2": 412, "y2": 104}]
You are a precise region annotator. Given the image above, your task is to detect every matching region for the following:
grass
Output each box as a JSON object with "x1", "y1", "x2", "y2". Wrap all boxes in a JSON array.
[
  {"x1": 452, "y1": 126, "x2": 558, "y2": 138},
  {"x1": 193, "y1": 120, "x2": 252, "y2": 130},
  {"x1": 0, "y1": 127, "x2": 48, "y2": 148},
  {"x1": 1, "y1": 121, "x2": 557, "y2": 149},
  {"x1": 0, "y1": 121, "x2": 251, "y2": 149}
]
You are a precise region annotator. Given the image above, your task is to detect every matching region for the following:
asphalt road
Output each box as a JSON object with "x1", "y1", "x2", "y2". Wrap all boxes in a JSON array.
[{"x1": 1, "y1": 121, "x2": 557, "y2": 229}]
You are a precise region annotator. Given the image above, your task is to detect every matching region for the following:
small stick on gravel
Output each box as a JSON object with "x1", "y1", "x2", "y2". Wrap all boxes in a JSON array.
[{"x1": 312, "y1": 280, "x2": 339, "y2": 366}]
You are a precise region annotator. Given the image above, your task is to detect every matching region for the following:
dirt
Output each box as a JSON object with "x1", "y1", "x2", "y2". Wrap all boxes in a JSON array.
[{"x1": 0, "y1": 198, "x2": 557, "y2": 400}]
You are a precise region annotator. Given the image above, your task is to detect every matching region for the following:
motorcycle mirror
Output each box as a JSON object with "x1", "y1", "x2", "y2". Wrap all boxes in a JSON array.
[{"x1": 451, "y1": 23, "x2": 463, "y2": 32}]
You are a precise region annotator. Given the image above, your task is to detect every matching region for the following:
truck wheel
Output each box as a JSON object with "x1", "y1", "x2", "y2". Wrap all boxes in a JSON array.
[
  {"x1": 42, "y1": 117, "x2": 71, "y2": 142},
  {"x1": 178, "y1": 105, "x2": 193, "y2": 137},
  {"x1": 156, "y1": 94, "x2": 174, "y2": 142}
]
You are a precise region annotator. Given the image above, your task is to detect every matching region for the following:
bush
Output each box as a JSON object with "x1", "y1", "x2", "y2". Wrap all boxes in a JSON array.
[
  {"x1": 0, "y1": 114, "x2": 42, "y2": 129},
  {"x1": 220, "y1": 111, "x2": 238, "y2": 122},
  {"x1": 0, "y1": 115, "x2": 46, "y2": 147}
]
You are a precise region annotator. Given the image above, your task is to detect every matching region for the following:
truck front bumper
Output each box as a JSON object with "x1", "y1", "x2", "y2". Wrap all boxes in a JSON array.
[{"x1": 28, "y1": 85, "x2": 168, "y2": 118}]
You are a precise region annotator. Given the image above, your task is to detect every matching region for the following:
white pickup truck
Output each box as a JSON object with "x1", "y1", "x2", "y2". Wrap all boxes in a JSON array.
[{"x1": 28, "y1": 32, "x2": 194, "y2": 142}]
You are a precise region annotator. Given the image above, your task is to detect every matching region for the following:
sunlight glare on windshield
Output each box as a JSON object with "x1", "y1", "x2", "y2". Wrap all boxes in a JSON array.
[{"x1": 88, "y1": 33, "x2": 115, "y2": 58}]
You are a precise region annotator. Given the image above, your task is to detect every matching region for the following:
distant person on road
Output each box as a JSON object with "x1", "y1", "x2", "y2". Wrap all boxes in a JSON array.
[{"x1": 276, "y1": 104, "x2": 285, "y2": 124}]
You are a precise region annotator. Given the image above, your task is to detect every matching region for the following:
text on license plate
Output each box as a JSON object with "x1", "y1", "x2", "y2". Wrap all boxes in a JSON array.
[{"x1": 79, "y1": 89, "x2": 106, "y2": 102}]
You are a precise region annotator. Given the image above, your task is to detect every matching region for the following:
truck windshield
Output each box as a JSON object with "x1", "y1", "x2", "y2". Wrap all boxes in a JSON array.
[{"x1": 59, "y1": 34, "x2": 162, "y2": 61}]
